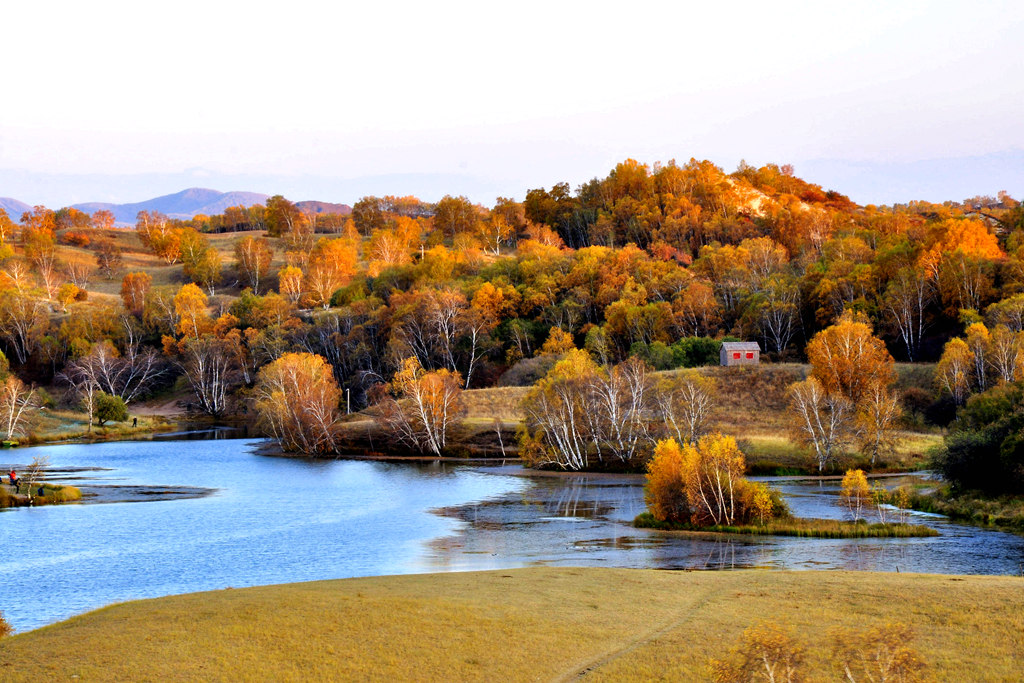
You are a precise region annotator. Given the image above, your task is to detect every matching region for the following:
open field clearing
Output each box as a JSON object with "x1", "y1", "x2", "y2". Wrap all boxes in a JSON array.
[{"x1": 1, "y1": 567, "x2": 1021, "y2": 681}]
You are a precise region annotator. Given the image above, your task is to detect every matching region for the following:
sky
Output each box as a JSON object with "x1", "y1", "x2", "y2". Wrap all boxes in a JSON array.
[{"x1": 1, "y1": 0, "x2": 1022, "y2": 207}]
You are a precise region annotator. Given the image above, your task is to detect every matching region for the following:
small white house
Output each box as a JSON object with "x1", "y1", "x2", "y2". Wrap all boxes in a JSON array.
[{"x1": 720, "y1": 342, "x2": 760, "y2": 366}]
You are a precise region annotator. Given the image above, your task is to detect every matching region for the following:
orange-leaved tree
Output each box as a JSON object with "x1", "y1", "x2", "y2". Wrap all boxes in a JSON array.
[
  {"x1": 806, "y1": 311, "x2": 895, "y2": 405},
  {"x1": 173, "y1": 283, "x2": 212, "y2": 338},
  {"x1": 254, "y1": 352, "x2": 340, "y2": 454},
  {"x1": 302, "y1": 238, "x2": 358, "y2": 309},
  {"x1": 375, "y1": 357, "x2": 464, "y2": 456},
  {"x1": 121, "y1": 271, "x2": 152, "y2": 316}
]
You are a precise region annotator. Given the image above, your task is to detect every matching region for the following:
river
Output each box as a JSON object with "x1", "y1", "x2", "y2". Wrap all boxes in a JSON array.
[{"x1": 2, "y1": 437, "x2": 1023, "y2": 633}]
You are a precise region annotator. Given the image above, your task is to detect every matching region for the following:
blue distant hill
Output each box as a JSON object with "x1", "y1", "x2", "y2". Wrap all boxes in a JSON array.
[
  {"x1": 0, "y1": 197, "x2": 33, "y2": 219},
  {"x1": 71, "y1": 188, "x2": 272, "y2": 225}
]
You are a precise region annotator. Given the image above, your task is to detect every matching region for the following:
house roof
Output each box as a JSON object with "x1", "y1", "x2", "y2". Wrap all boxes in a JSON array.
[{"x1": 720, "y1": 342, "x2": 760, "y2": 351}]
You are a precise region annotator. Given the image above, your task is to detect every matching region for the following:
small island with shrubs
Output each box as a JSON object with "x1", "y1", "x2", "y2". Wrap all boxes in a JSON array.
[{"x1": 635, "y1": 434, "x2": 937, "y2": 538}]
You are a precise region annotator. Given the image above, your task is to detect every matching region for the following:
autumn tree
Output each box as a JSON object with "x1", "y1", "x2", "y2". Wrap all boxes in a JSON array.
[
  {"x1": 0, "y1": 290, "x2": 49, "y2": 364},
  {"x1": 91, "y1": 209, "x2": 115, "y2": 230},
  {"x1": 173, "y1": 283, "x2": 213, "y2": 338},
  {"x1": 987, "y1": 324, "x2": 1023, "y2": 382},
  {"x1": 366, "y1": 226, "x2": 414, "y2": 276},
  {"x1": 0, "y1": 209, "x2": 15, "y2": 245},
  {"x1": 882, "y1": 267, "x2": 931, "y2": 361},
  {"x1": 21, "y1": 218, "x2": 60, "y2": 298},
  {"x1": 652, "y1": 370, "x2": 715, "y2": 445},
  {"x1": 644, "y1": 438, "x2": 691, "y2": 522},
  {"x1": 234, "y1": 236, "x2": 273, "y2": 294},
  {"x1": 303, "y1": 238, "x2": 358, "y2": 309},
  {"x1": 375, "y1": 356, "x2": 464, "y2": 456},
  {"x1": 136, "y1": 211, "x2": 180, "y2": 263},
  {"x1": 537, "y1": 327, "x2": 576, "y2": 356},
  {"x1": 95, "y1": 239, "x2": 124, "y2": 279},
  {"x1": 65, "y1": 261, "x2": 94, "y2": 289},
  {"x1": 172, "y1": 334, "x2": 240, "y2": 417},
  {"x1": 840, "y1": 468, "x2": 870, "y2": 521},
  {"x1": 278, "y1": 265, "x2": 303, "y2": 303},
  {"x1": 264, "y1": 195, "x2": 303, "y2": 237},
  {"x1": 644, "y1": 435, "x2": 779, "y2": 526},
  {"x1": 433, "y1": 195, "x2": 480, "y2": 237},
  {"x1": 964, "y1": 322, "x2": 990, "y2": 392},
  {"x1": 61, "y1": 339, "x2": 166, "y2": 416},
  {"x1": 807, "y1": 311, "x2": 895, "y2": 405},
  {"x1": 121, "y1": 272, "x2": 152, "y2": 316},
  {"x1": 856, "y1": 384, "x2": 902, "y2": 464},
  {"x1": 56, "y1": 283, "x2": 83, "y2": 312},
  {"x1": 935, "y1": 337, "x2": 972, "y2": 405},
  {"x1": 185, "y1": 246, "x2": 222, "y2": 294},
  {"x1": 523, "y1": 352, "x2": 677, "y2": 469},
  {"x1": 254, "y1": 352, "x2": 340, "y2": 454}
]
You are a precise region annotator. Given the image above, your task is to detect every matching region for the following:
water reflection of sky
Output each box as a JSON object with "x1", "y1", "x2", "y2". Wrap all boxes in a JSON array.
[{"x1": 425, "y1": 468, "x2": 1024, "y2": 577}]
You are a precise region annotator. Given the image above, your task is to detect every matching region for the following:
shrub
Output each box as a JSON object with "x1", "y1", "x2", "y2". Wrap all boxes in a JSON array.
[
  {"x1": 0, "y1": 610, "x2": 11, "y2": 638},
  {"x1": 330, "y1": 279, "x2": 369, "y2": 307},
  {"x1": 93, "y1": 392, "x2": 128, "y2": 426},
  {"x1": 670, "y1": 336, "x2": 725, "y2": 368},
  {"x1": 61, "y1": 230, "x2": 93, "y2": 247},
  {"x1": 629, "y1": 341, "x2": 674, "y2": 370},
  {"x1": 710, "y1": 621, "x2": 804, "y2": 683}
]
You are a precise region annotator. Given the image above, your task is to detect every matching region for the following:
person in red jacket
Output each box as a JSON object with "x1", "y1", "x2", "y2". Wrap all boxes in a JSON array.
[{"x1": 9, "y1": 469, "x2": 18, "y2": 491}]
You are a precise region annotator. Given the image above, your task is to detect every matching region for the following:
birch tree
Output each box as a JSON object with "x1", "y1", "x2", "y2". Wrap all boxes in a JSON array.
[
  {"x1": 376, "y1": 357, "x2": 464, "y2": 456},
  {"x1": 254, "y1": 352, "x2": 339, "y2": 454},
  {"x1": 0, "y1": 376, "x2": 39, "y2": 439},
  {"x1": 653, "y1": 370, "x2": 715, "y2": 445},
  {"x1": 788, "y1": 377, "x2": 852, "y2": 473}
]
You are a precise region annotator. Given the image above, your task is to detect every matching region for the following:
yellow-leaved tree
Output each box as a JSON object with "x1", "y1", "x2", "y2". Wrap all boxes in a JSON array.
[
  {"x1": 644, "y1": 435, "x2": 781, "y2": 527},
  {"x1": 375, "y1": 357, "x2": 464, "y2": 456},
  {"x1": 791, "y1": 311, "x2": 901, "y2": 470},
  {"x1": 254, "y1": 352, "x2": 340, "y2": 455}
]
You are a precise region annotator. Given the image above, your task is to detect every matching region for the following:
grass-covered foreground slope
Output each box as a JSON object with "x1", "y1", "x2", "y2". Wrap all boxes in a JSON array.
[{"x1": 2, "y1": 568, "x2": 1022, "y2": 681}]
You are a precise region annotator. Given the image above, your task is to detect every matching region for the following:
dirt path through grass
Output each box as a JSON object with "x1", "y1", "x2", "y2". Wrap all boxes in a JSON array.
[{"x1": 556, "y1": 583, "x2": 725, "y2": 681}]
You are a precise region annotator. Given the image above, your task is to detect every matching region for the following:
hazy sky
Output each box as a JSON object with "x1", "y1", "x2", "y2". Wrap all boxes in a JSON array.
[{"x1": 2, "y1": 0, "x2": 1022, "y2": 207}]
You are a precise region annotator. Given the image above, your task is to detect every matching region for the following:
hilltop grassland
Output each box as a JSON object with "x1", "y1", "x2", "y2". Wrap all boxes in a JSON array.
[{"x1": 1, "y1": 568, "x2": 1021, "y2": 681}]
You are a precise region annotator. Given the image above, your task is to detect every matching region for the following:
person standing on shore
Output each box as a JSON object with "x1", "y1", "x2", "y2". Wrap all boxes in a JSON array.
[{"x1": 9, "y1": 469, "x2": 18, "y2": 491}]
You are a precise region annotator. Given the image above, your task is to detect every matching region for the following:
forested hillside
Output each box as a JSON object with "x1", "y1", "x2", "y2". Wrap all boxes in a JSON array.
[{"x1": 0, "y1": 158, "x2": 1020, "y2": 460}]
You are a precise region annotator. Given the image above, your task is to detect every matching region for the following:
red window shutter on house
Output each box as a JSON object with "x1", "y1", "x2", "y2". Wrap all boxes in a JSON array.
[
  {"x1": 746, "y1": 352, "x2": 754, "y2": 359},
  {"x1": 733, "y1": 352, "x2": 740, "y2": 359}
]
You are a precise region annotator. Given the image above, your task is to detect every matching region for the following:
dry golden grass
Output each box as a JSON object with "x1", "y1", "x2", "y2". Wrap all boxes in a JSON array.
[
  {"x1": 25, "y1": 409, "x2": 174, "y2": 444},
  {"x1": 0, "y1": 568, "x2": 1021, "y2": 681},
  {"x1": 695, "y1": 363, "x2": 809, "y2": 434},
  {"x1": 460, "y1": 364, "x2": 938, "y2": 470},
  {"x1": 461, "y1": 385, "x2": 529, "y2": 421}
]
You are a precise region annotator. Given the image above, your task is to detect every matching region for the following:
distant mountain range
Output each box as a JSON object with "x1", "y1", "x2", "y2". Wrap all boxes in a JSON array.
[
  {"x1": 0, "y1": 197, "x2": 32, "y2": 219},
  {"x1": 0, "y1": 188, "x2": 351, "y2": 225}
]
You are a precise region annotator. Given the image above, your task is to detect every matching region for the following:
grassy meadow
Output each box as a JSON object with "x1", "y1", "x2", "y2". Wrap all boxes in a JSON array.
[{"x1": 1, "y1": 567, "x2": 1021, "y2": 681}]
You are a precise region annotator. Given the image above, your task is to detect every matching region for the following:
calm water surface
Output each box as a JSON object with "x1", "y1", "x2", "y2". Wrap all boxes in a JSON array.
[{"x1": 2, "y1": 438, "x2": 1023, "y2": 633}]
